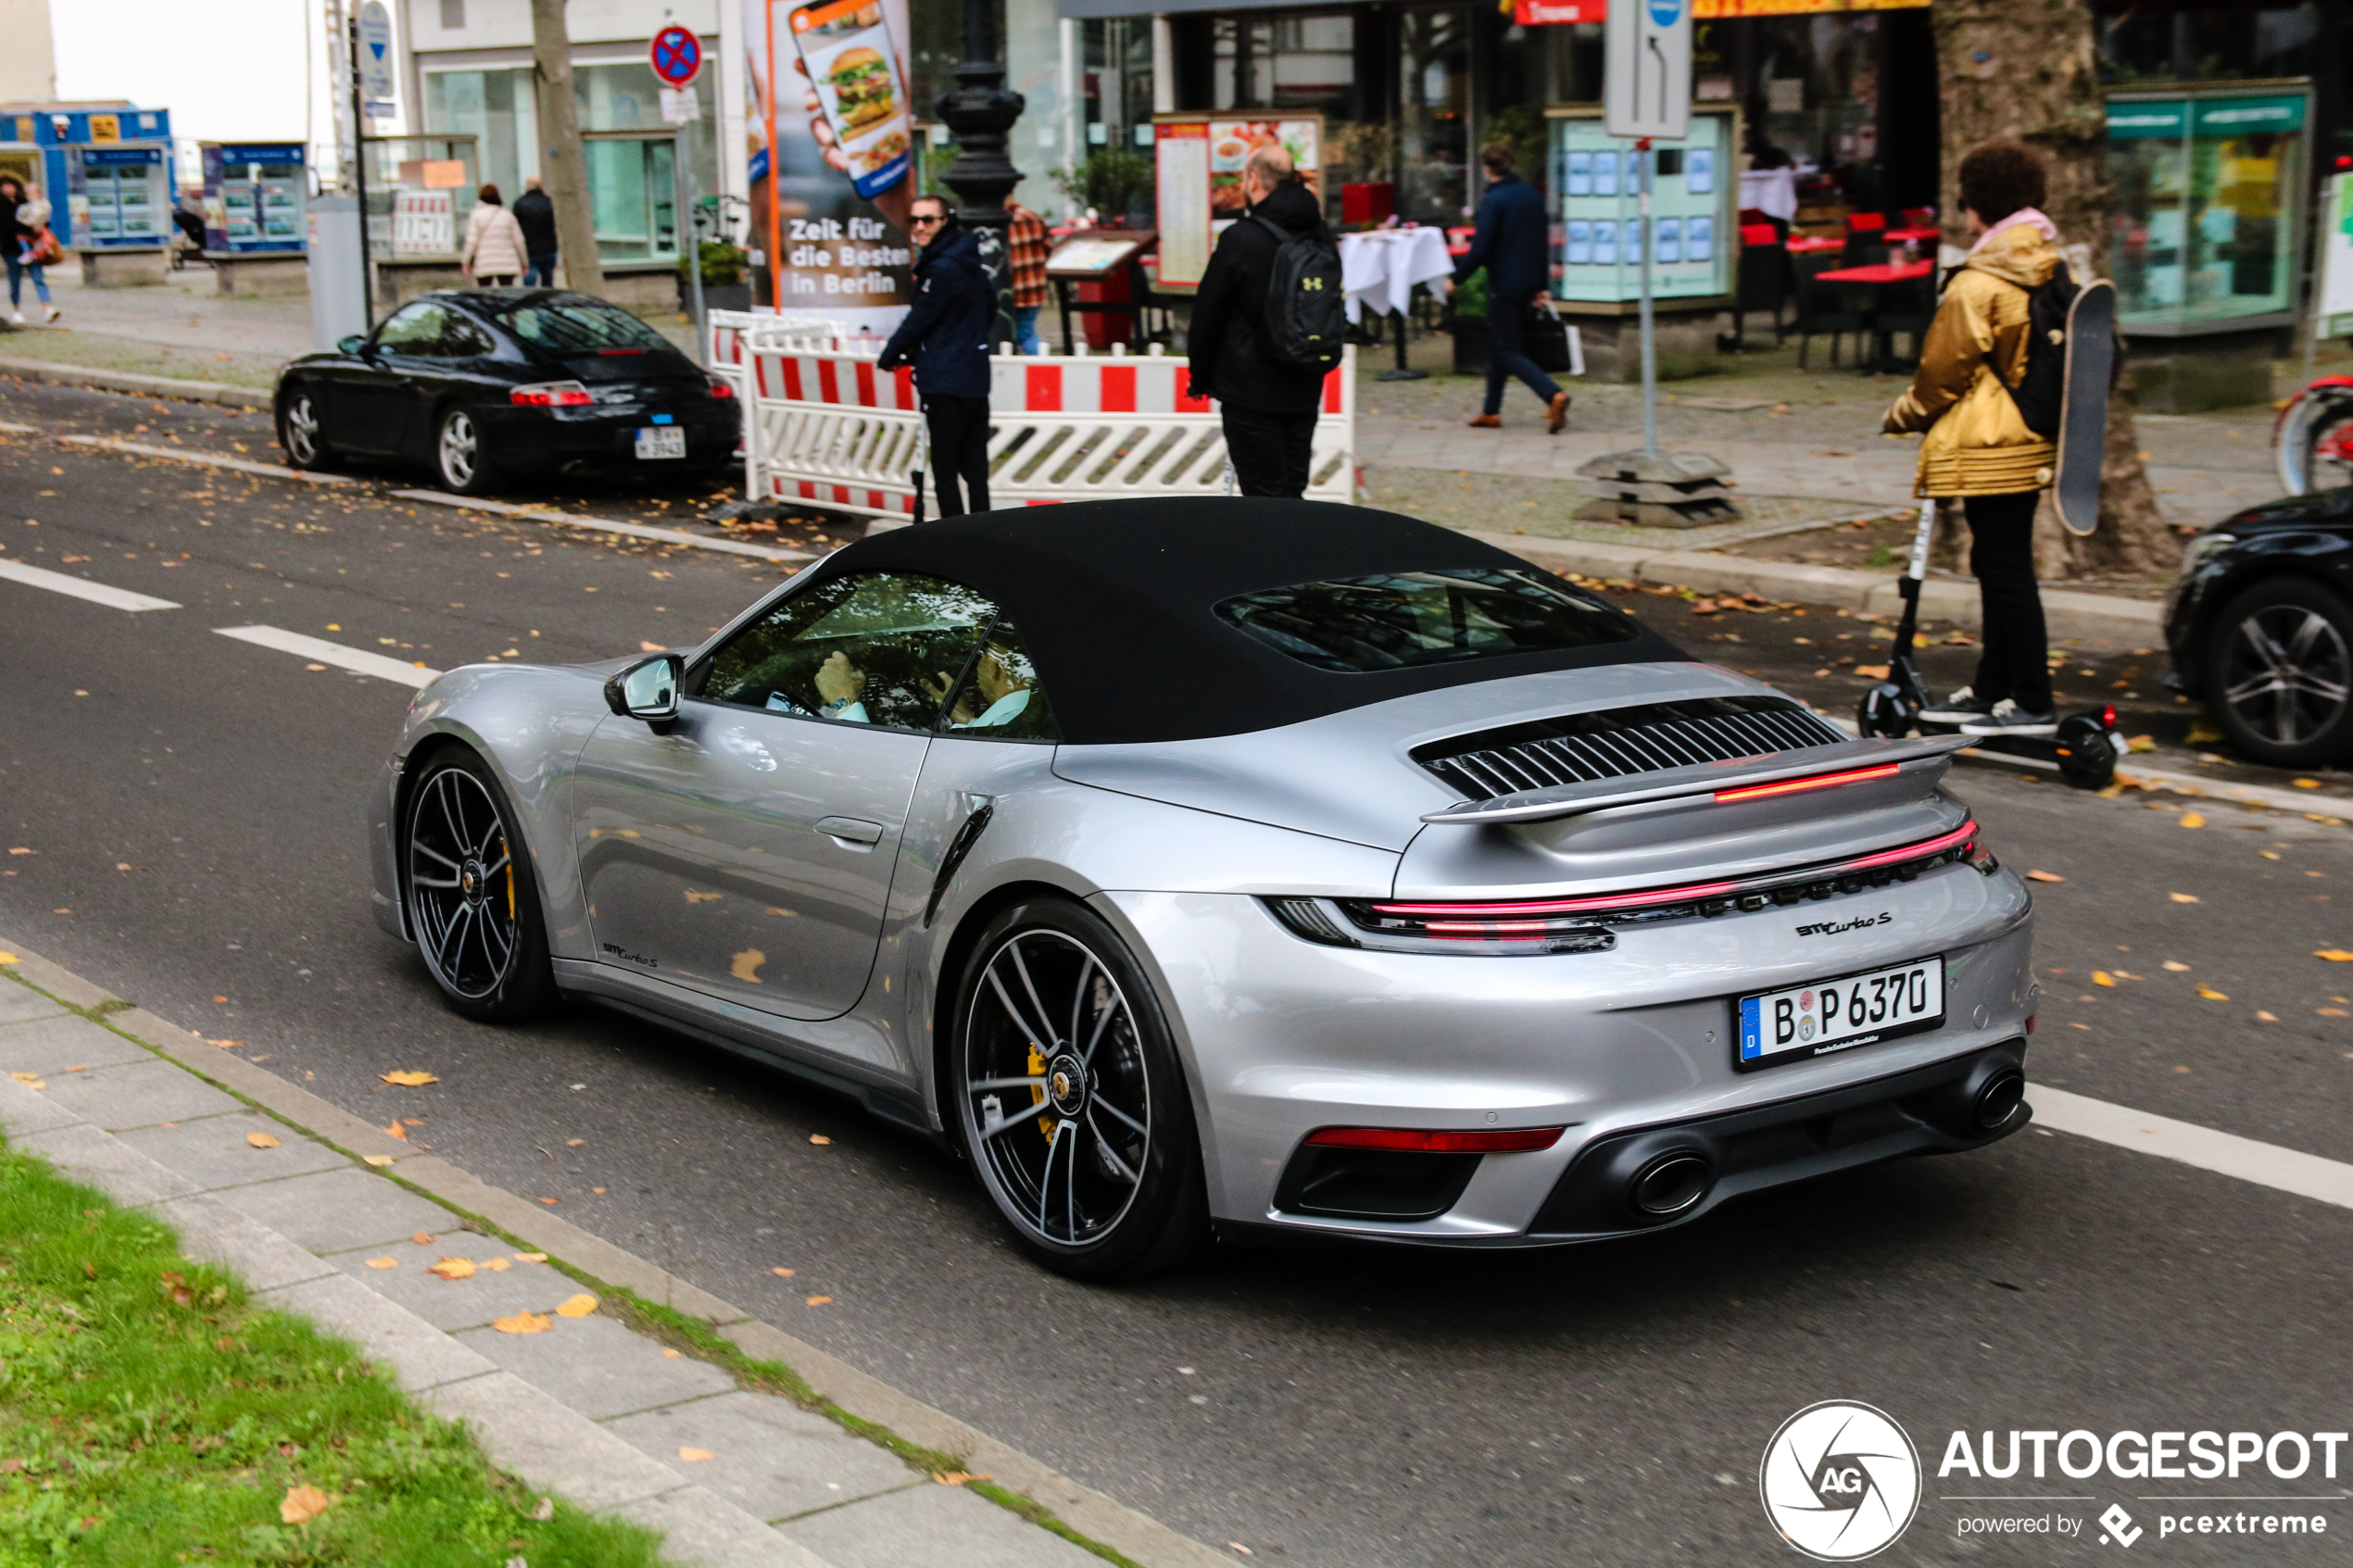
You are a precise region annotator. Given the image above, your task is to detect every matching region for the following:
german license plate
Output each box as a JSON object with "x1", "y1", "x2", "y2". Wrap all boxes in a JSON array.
[
  {"x1": 635, "y1": 426, "x2": 686, "y2": 460},
  {"x1": 1736, "y1": 957, "x2": 1944, "y2": 1071}
]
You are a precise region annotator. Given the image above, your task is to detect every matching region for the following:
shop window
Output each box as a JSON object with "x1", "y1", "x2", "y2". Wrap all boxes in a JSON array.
[
  {"x1": 1396, "y1": 7, "x2": 1472, "y2": 224},
  {"x1": 2108, "y1": 88, "x2": 2307, "y2": 329}
]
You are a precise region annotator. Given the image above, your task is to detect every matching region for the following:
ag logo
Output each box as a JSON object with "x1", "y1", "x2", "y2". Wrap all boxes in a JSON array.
[{"x1": 1759, "y1": 1401, "x2": 1920, "y2": 1561}]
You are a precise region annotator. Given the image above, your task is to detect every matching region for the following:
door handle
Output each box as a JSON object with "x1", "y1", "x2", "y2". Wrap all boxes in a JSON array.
[{"x1": 815, "y1": 816, "x2": 885, "y2": 847}]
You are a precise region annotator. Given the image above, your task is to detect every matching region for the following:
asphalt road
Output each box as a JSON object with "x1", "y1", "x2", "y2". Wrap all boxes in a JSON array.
[{"x1": 6, "y1": 378, "x2": 2353, "y2": 1566}]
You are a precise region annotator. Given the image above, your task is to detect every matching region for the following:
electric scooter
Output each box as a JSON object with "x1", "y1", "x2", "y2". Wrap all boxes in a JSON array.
[{"x1": 1855, "y1": 496, "x2": 2128, "y2": 790}]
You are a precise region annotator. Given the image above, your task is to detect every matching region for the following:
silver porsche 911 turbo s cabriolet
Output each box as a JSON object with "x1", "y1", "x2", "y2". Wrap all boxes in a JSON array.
[{"x1": 367, "y1": 500, "x2": 2036, "y2": 1278}]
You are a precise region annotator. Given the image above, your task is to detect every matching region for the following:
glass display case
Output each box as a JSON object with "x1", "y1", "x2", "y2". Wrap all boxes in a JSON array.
[
  {"x1": 1546, "y1": 107, "x2": 1736, "y2": 305},
  {"x1": 70, "y1": 146, "x2": 170, "y2": 246},
  {"x1": 2108, "y1": 85, "x2": 2309, "y2": 332}
]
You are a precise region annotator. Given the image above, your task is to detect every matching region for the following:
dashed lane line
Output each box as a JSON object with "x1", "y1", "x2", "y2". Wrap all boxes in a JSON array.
[
  {"x1": 2032, "y1": 1085, "x2": 2353, "y2": 1211},
  {"x1": 214, "y1": 625, "x2": 444, "y2": 688},
  {"x1": 389, "y1": 488, "x2": 815, "y2": 564},
  {"x1": 56, "y1": 433, "x2": 358, "y2": 484},
  {"x1": 0, "y1": 556, "x2": 181, "y2": 611},
  {"x1": 0, "y1": 420, "x2": 34, "y2": 433}
]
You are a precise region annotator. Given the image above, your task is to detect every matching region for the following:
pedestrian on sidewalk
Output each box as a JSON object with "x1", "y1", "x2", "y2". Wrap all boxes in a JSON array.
[
  {"x1": 1884, "y1": 139, "x2": 2062, "y2": 738},
  {"x1": 1188, "y1": 143, "x2": 1334, "y2": 497},
  {"x1": 1005, "y1": 193, "x2": 1050, "y2": 355},
  {"x1": 513, "y1": 175, "x2": 559, "y2": 287},
  {"x1": 1457, "y1": 141, "x2": 1569, "y2": 434},
  {"x1": 878, "y1": 194, "x2": 996, "y2": 517},
  {"x1": 2, "y1": 181, "x2": 60, "y2": 327},
  {"x1": 460, "y1": 184, "x2": 530, "y2": 288}
]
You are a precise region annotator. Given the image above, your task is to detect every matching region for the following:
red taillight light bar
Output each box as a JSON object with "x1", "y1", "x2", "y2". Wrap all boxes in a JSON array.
[
  {"x1": 706, "y1": 375, "x2": 736, "y2": 398},
  {"x1": 1305, "y1": 1125, "x2": 1566, "y2": 1154},
  {"x1": 511, "y1": 380, "x2": 594, "y2": 407},
  {"x1": 1713, "y1": 762, "x2": 1901, "y2": 803}
]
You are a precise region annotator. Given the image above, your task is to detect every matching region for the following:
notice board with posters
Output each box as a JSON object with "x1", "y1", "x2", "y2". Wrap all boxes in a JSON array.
[
  {"x1": 1544, "y1": 106, "x2": 1736, "y2": 306},
  {"x1": 1151, "y1": 114, "x2": 1323, "y2": 294},
  {"x1": 749, "y1": 0, "x2": 919, "y2": 335}
]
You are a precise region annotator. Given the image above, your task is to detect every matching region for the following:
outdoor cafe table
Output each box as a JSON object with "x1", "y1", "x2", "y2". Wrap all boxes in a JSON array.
[{"x1": 1812, "y1": 257, "x2": 1936, "y2": 373}]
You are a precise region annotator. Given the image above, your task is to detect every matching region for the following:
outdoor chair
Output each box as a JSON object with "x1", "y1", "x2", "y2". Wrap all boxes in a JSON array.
[{"x1": 1791, "y1": 252, "x2": 1864, "y2": 370}]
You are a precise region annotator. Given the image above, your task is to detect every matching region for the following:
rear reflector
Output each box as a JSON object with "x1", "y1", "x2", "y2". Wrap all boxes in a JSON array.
[
  {"x1": 707, "y1": 375, "x2": 736, "y2": 398},
  {"x1": 1305, "y1": 1125, "x2": 1567, "y2": 1154},
  {"x1": 1713, "y1": 762, "x2": 1901, "y2": 803}
]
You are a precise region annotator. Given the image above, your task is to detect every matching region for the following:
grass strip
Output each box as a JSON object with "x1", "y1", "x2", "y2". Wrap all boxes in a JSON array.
[{"x1": 0, "y1": 1139, "x2": 672, "y2": 1568}]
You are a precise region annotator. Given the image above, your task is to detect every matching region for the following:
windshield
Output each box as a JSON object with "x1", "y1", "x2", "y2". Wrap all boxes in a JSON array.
[
  {"x1": 1215, "y1": 568, "x2": 1640, "y2": 672},
  {"x1": 494, "y1": 297, "x2": 672, "y2": 355}
]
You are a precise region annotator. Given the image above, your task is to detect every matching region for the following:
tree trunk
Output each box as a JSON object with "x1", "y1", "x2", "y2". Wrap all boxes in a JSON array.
[
  {"x1": 530, "y1": 0, "x2": 604, "y2": 296},
  {"x1": 1931, "y1": 0, "x2": 2175, "y2": 581}
]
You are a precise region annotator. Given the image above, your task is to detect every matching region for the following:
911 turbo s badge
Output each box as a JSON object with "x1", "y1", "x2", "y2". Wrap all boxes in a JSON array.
[{"x1": 1795, "y1": 911, "x2": 1893, "y2": 937}]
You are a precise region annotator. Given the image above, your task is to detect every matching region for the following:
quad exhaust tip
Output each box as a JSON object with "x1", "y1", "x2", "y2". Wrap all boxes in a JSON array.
[{"x1": 1629, "y1": 1151, "x2": 1713, "y2": 1218}]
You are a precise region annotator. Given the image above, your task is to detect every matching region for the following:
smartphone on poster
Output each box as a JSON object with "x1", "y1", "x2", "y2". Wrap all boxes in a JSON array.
[{"x1": 787, "y1": 0, "x2": 912, "y2": 200}]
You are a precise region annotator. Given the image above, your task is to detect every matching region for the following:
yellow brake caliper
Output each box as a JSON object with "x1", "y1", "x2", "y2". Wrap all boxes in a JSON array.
[{"x1": 1027, "y1": 1045, "x2": 1054, "y2": 1136}]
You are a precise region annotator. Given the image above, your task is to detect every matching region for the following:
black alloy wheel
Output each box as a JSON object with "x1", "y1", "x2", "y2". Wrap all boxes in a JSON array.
[
  {"x1": 434, "y1": 405, "x2": 497, "y2": 495},
  {"x1": 952, "y1": 898, "x2": 1207, "y2": 1280},
  {"x1": 2207, "y1": 578, "x2": 2353, "y2": 769},
  {"x1": 278, "y1": 384, "x2": 333, "y2": 470},
  {"x1": 404, "y1": 750, "x2": 556, "y2": 1022}
]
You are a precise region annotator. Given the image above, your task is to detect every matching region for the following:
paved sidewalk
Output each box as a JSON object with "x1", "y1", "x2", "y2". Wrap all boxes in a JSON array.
[{"x1": 0, "y1": 940, "x2": 1206, "y2": 1568}]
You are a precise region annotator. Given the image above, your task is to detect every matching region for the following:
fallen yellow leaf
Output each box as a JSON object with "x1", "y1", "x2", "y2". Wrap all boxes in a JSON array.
[
  {"x1": 537, "y1": 1196, "x2": 559, "y2": 1206},
  {"x1": 2197, "y1": 985, "x2": 2229, "y2": 1000},
  {"x1": 772, "y1": 1267, "x2": 796, "y2": 1277},
  {"x1": 481, "y1": 1256, "x2": 511, "y2": 1272},
  {"x1": 565, "y1": 1137, "x2": 585, "y2": 1147},
  {"x1": 933, "y1": 1471, "x2": 993, "y2": 1486},
  {"x1": 2178, "y1": 813, "x2": 2206, "y2": 829},
  {"x1": 810, "y1": 1134, "x2": 831, "y2": 1146},
  {"x1": 279, "y1": 1484, "x2": 333, "y2": 1524},
  {"x1": 555, "y1": 1293, "x2": 598, "y2": 1318},
  {"x1": 2024, "y1": 870, "x2": 2065, "y2": 884},
  {"x1": 428, "y1": 1257, "x2": 477, "y2": 1281},
  {"x1": 8, "y1": 1072, "x2": 44, "y2": 1087},
  {"x1": 1852, "y1": 664, "x2": 1890, "y2": 680},
  {"x1": 363, "y1": 1154, "x2": 396, "y2": 1167},
  {"x1": 805, "y1": 1294, "x2": 834, "y2": 1306},
  {"x1": 2092, "y1": 972, "x2": 2115, "y2": 987},
  {"x1": 2125, "y1": 734, "x2": 2156, "y2": 753},
  {"x1": 383, "y1": 1122, "x2": 408, "y2": 1141},
  {"x1": 379, "y1": 1070, "x2": 439, "y2": 1086},
  {"x1": 2170, "y1": 893, "x2": 2201, "y2": 904},
  {"x1": 678, "y1": 1447, "x2": 715, "y2": 1462},
  {"x1": 246, "y1": 1132, "x2": 281, "y2": 1148},
  {"x1": 2322, "y1": 1008, "x2": 2350, "y2": 1018},
  {"x1": 495, "y1": 1311, "x2": 551, "y2": 1335},
  {"x1": 2261, "y1": 850, "x2": 2283, "y2": 860},
  {"x1": 2258, "y1": 1010, "x2": 2279, "y2": 1022},
  {"x1": 2317, "y1": 950, "x2": 2353, "y2": 962},
  {"x1": 515, "y1": 1252, "x2": 547, "y2": 1263},
  {"x1": 0, "y1": 952, "x2": 14, "y2": 963},
  {"x1": 731, "y1": 947, "x2": 765, "y2": 983},
  {"x1": 364, "y1": 1257, "x2": 397, "y2": 1271},
  {"x1": 208, "y1": 1038, "x2": 241, "y2": 1049},
  {"x1": 412, "y1": 1232, "x2": 434, "y2": 1246},
  {"x1": 2162, "y1": 960, "x2": 2191, "y2": 972},
  {"x1": 2295, "y1": 778, "x2": 2323, "y2": 789}
]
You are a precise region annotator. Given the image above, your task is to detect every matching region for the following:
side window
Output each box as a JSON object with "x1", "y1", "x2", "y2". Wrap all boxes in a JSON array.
[
  {"x1": 374, "y1": 302, "x2": 449, "y2": 357},
  {"x1": 699, "y1": 572, "x2": 995, "y2": 732},
  {"x1": 937, "y1": 620, "x2": 1058, "y2": 742},
  {"x1": 445, "y1": 313, "x2": 497, "y2": 358}
]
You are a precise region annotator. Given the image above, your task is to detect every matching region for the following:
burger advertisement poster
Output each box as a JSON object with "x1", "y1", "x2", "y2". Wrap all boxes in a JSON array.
[{"x1": 752, "y1": 0, "x2": 918, "y2": 332}]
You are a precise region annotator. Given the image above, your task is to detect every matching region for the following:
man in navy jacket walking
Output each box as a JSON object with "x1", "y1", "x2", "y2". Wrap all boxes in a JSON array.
[
  {"x1": 1455, "y1": 141, "x2": 1569, "y2": 433},
  {"x1": 880, "y1": 195, "x2": 997, "y2": 516}
]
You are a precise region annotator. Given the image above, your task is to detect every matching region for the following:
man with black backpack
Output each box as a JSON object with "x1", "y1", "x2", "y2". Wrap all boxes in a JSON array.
[
  {"x1": 1188, "y1": 143, "x2": 1344, "y2": 497},
  {"x1": 1884, "y1": 140, "x2": 2067, "y2": 738}
]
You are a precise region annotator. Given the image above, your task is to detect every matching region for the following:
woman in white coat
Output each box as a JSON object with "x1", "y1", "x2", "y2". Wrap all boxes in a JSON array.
[{"x1": 460, "y1": 184, "x2": 531, "y2": 286}]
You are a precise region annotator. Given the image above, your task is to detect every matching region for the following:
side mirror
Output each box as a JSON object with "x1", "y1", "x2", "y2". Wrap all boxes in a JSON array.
[
  {"x1": 604, "y1": 653, "x2": 683, "y2": 728},
  {"x1": 338, "y1": 333, "x2": 366, "y2": 355}
]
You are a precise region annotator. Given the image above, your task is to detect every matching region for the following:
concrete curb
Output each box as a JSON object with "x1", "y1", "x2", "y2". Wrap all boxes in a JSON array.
[
  {"x1": 0, "y1": 939, "x2": 1230, "y2": 1568},
  {"x1": 0, "y1": 353, "x2": 270, "y2": 408},
  {"x1": 1472, "y1": 528, "x2": 2168, "y2": 646}
]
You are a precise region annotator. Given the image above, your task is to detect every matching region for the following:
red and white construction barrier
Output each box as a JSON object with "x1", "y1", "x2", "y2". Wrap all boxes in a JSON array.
[{"x1": 707, "y1": 310, "x2": 1356, "y2": 519}]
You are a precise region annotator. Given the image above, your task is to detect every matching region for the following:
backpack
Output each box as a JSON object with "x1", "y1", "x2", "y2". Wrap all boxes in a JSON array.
[
  {"x1": 1249, "y1": 211, "x2": 1347, "y2": 376},
  {"x1": 1996, "y1": 258, "x2": 2075, "y2": 440}
]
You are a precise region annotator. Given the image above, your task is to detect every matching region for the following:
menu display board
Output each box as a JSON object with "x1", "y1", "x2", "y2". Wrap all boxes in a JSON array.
[
  {"x1": 1048, "y1": 233, "x2": 1152, "y2": 277},
  {"x1": 1545, "y1": 107, "x2": 1734, "y2": 305},
  {"x1": 73, "y1": 146, "x2": 170, "y2": 247},
  {"x1": 1152, "y1": 113, "x2": 1322, "y2": 294},
  {"x1": 202, "y1": 143, "x2": 309, "y2": 254}
]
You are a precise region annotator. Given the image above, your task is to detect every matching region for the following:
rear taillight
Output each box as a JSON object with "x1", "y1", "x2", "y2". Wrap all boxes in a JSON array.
[
  {"x1": 706, "y1": 375, "x2": 736, "y2": 399},
  {"x1": 1305, "y1": 1125, "x2": 1566, "y2": 1154},
  {"x1": 511, "y1": 380, "x2": 593, "y2": 407},
  {"x1": 1713, "y1": 762, "x2": 1901, "y2": 803}
]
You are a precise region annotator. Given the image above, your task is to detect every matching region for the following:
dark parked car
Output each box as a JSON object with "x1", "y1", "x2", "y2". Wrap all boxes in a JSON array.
[
  {"x1": 2165, "y1": 488, "x2": 2353, "y2": 768},
  {"x1": 273, "y1": 289, "x2": 738, "y2": 495}
]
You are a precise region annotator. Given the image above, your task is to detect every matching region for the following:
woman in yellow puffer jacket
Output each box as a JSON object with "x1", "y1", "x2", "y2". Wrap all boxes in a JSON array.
[{"x1": 1884, "y1": 140, "x2": 2061, "y2": 736}]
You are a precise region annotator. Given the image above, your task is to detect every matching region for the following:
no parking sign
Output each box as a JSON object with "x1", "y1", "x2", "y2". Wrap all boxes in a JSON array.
[{"x1": 650, "y1": 26, "x2": 703, "y2": 88}]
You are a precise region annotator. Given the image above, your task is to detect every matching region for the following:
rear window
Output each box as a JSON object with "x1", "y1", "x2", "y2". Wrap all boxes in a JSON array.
[
  {"x1": 1215, "y1": 568, "x2": 1640, "y2": 673},
  {"x1": 494, "y1": 298, "x2": 671, "y2": 354}
]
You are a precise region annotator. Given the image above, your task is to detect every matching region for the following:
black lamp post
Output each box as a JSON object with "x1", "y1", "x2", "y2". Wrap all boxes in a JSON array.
[{"x1": 935, "y1": 0, "x2": 1025, "y2": 330}]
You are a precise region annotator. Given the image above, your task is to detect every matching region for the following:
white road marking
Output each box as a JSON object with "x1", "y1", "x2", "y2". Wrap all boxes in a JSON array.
[
  {"x1": 2032, "y1": 1085, "x2": 2353, "y2": 1211},
  {"x1": 214, "y1": 625, "x2": 444, "y2": 688},
  {"x1": 0, "y1": 556, "x2": 181, "y2": 611},
  {"x1": 390, "y1": 488, "x2": 814, "y2": 564},
  {"x1": 57, "y1": 433, "x2": 357, "y2": 485},
  {"x1": 0, "y1": 420, "x2": 35, "y2": 433}
]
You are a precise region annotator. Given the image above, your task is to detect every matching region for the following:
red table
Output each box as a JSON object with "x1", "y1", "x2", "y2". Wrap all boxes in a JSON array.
[
  {"x1": 1788, "y1": 234, "x2": 1842, "y2": 255},
  {"x1": 1885, "y1": 225, "x2": 1940, "y2": 245},
  {"x1": 1812, "y1": 259, "x2": 1935, "y2": 371}
]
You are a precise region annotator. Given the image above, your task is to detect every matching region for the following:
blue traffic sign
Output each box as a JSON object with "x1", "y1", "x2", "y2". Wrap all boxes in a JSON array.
[
  {"x1": 1647, "y1": 0, "x2": 1682, "y2": 24},
  {"x1": 649, "y1": 26, "x2": 703, "y2": 89}
]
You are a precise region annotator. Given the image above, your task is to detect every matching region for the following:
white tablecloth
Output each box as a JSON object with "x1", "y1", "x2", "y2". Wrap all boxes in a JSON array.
[
  {"x1": 1338, "y1": 227, "x2": 1455, "y2": 323},
  {"x1": 1737, "y1": 168, "x2": 1799, "y2": 222}
]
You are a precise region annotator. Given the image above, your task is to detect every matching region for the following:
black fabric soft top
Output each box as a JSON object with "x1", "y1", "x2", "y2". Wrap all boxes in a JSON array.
[{"x1": 796, "y1": 499, "x2": 1686, "y2": 745}]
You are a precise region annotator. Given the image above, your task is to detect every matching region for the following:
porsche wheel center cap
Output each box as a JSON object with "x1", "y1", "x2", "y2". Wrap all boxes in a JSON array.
[
  {"x1": 459, "y1": 859, "x2": 484, "y2": 905},
  {"x1": 1047, "y1": 1054, "x2": 1088, "y2": 1117}
]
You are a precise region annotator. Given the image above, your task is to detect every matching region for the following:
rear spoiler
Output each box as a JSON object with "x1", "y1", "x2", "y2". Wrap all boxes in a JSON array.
[{"x1": 1418, "y1": 734, "x2": 1969, "y2": 826}]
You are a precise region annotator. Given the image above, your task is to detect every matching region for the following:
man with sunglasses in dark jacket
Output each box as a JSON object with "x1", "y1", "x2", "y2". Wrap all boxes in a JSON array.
[{"x1": 880, "y1": 195, "x2": 997, "y2": 516}]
